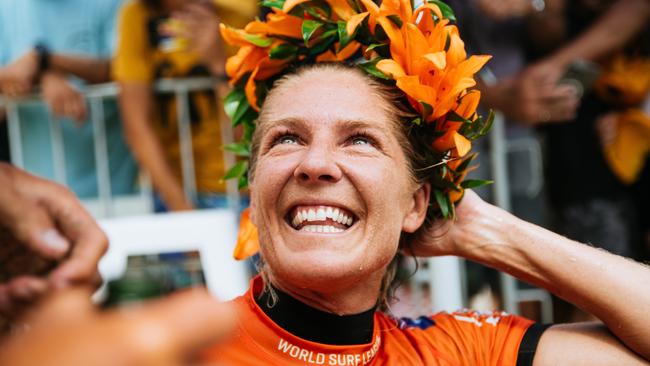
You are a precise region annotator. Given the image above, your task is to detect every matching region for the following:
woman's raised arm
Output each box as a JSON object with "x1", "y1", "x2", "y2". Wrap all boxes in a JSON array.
[{"x1": 414, "y1": 190, "x2": 650, "y2": 364}]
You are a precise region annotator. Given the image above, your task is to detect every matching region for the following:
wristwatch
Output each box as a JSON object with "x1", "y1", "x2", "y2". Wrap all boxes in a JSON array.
[{"x1": 34, "y1": 42, "x2": 51, "y2": 75}]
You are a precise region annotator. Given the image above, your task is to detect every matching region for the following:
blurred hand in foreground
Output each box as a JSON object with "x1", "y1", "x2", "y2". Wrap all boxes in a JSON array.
[
  {"x1": 0, "y1": 288, "x2": 234, "y2": 366},
  {"x1": 0, "y1": 163, "x2": 106, "y2": 318}
]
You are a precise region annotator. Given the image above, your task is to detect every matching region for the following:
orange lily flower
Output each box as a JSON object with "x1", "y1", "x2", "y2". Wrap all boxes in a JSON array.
[
  {"x1": 375, "y1": 16, "x2": 490, "y2": 122},
  {"x1": 233, "y1": 208, "x2": 261, "y2": 260},
  {"x1": 245, "y1": 10, "x2": 303, "y2": 39},
  {"x1": 431, "y1": 130, "x2": 471, "y2": 157}
]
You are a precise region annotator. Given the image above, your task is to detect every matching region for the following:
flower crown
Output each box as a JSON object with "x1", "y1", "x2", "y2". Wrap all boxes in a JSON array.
[{"x1": 222, "y1": 0, "x2": 493, "y2": 259}]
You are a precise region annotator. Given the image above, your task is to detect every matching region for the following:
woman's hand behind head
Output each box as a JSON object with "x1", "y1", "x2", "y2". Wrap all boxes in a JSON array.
[{"x1": 409, "y1": 190, "x2": 488, "y2": 257}]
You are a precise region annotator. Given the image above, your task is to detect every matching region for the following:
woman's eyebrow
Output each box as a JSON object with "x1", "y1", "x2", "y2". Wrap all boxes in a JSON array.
[
  {"x1": 337, "y1": 119, "x2": 389, "y2": 137},
  {"x1": 259, "y1": 117, "x2": 306, "y2": 136}
]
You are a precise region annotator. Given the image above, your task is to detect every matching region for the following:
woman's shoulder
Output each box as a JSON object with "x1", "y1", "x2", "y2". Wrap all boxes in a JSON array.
[{"x1": 376, "y1": 310, "x2": 536, "y2": 365}]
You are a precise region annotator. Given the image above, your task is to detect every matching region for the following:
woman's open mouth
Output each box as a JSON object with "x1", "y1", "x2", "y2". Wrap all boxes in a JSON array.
[{"x1": 286, "y1": 205, "x2": 357, "y2": 233}]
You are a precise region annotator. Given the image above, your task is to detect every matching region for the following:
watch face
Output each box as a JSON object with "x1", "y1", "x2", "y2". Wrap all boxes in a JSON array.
[{"x1": 147, "y1": 16, "x2": 189, "y2": 53}]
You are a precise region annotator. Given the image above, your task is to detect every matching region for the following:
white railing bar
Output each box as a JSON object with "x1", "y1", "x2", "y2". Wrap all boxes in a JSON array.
[
  {"x1": 155, "y1": 77, "x2": 217, "y2": 92},
  {"x1": 175, "y1": 88, "x2": 197, "y2": 203},
  {"x1": 507, "y1": 138, "x2": 544, "y2": 198},
  {"x1": 428, "y1": 256, "x2": 465, "y2": 313},
  {"x1": 6, "y1": 103, "x2": 24, "y2": 168},
  {"x1": 216, "y1": 84, "x2": 241, "y2": 211},
  {"x1": 48, "y1": 115, "x2": 67, "y2": 186},
  {"x1": 90, "y1": 97, "x2": 113, "y2": 217}
]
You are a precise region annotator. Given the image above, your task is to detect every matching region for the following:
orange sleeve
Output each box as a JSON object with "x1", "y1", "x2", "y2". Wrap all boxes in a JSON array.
[
  {"x1": 422, "y1": 310, "x2": 534, "y2": 366},
  {"x1": 112, "y1": 1, "x2": 154, "y2": 83}
]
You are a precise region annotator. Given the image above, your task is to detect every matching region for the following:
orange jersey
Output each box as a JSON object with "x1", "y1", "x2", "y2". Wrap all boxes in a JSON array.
[{"x1": 201, "y1": 278, "x2": 538, "y2": 366}]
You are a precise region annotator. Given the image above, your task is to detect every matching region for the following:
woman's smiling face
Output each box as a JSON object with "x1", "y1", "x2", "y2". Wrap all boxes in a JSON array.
[{"x1": 249, "y1": 66, "x2": 428, "y2": 296}]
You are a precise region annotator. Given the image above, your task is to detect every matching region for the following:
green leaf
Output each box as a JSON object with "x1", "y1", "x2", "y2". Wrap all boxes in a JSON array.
[
  {"x1": 302, "y1": 20, "x2": 323, "y2": 45},
  {"x1": 478, "y1": 109, "x2": 495, "y2": 136},
  {"x1": 269, "y1": 43, "x2": 300, "y2": 60},
  {"x1": 461, "y1": 179, "x2": 493, "y2": 189},
  {"x1": 337, "y1": 21, "x2": 353, "y2": 50},
  {"x1": 223, "y1": 89, "x2": 245, "y2": 119},
  {"x1": 261, "y1": 0, "x2": 285, "y2": 9},
  {"x1": 231, "y1": 91, "x2": 254, "y2": 127},
  {"x1": 365, "y1": 43, "x2": 387, "y2": 52},
  {"x1": 446, "y1": 110, "x2": 470, "y2": 123},
  {"x1": 305, "y1": 5, "x2": 332, "y2": 21},
  {"x1": 386, "y1": 14, "x2": 403, "y2": 28},
  {"x1": 243, "y1": 34, "x2": 273, "y2": 47},
  {"x1": 224, "y1": 142, "x2": 251, "y2": 157},
  {"x1": 308, "y1": 33, "x2": 337, "y2": 56},
  {"x1": 358, "y1": 58, "x2": 390, "y2": 80},
  {"x1": 426, "y1": 0, "x2": 456, "y2": 21},
  {"x1": 419, "y1": 101, "x2": 433, "y2": 120},
  {"x1": 224, "y1": 161, "x2": 249, "y2": 180},
  {"x1": 434, "y1": 189, "x2": 450, "y2": 218},
  {"x1": 320, "y1": 28, "x2": 338, "y2": 38},
  {"x1": 454, "y1": 153, "x2": 476, "y2": 173},
  {"x1": 238, "y1": 174, "x2": 249, "y2": 189}
]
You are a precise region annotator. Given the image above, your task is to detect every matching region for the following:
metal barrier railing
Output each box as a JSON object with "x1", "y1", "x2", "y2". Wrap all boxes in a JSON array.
[{"x1": 0, "y1": 77, "x2": 239, "y2": 218}]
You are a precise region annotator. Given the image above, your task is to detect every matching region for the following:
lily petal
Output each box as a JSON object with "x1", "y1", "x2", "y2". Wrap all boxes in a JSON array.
[
  {"x1": 233, "y1": 208, "x2": 260, "y2": 260},
  {"x1": 283, "y1": 0, "x2": 310, "y2": 13},
  {"x1": 377, "y1": 59, "x2": 406, "y2": 78},
  {"x1": 424, "y1": 51, "x2": 446, "y2": 70},
  {"x1": 453, "y1": 132, "x2": 471, "y2": 157},
  {"x1": 245, "y1": 66, "x2": 260, "y2": 111},
  {"x1": 346, "y1": 12, "x2": 369, "y2": 36},
  {"x1": 456, "y1": 90, "x2": 481, "y2": 120},
  {"x1": 245, "y1": 11, "x2": 303, "y2": 38},
  {"x1": 325, "y1": 0, "x2": 357, "y2": 20}
]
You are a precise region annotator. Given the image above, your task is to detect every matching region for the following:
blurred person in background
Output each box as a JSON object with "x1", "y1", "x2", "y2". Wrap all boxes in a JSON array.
[
  {"x1": 523, "y1": 0, "x2": 650, "y2": 266},
  {"x1": 450, "y1": 0, "x2": 650, "y2": 321},
  {"x1": 0, "y1": 163, "x2": 234, "y2": 365},
  {"x1": 0, "y1": 0, "x2": 139, "y2": 199},
  {"x1": 113, "y1": 0, "x2": 257, "y2": 212}
]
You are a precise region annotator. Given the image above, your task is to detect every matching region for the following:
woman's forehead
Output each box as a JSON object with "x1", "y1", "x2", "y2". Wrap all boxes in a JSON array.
[{"x1": 259, "y1": 68, "x2": 393, "y2": 131}]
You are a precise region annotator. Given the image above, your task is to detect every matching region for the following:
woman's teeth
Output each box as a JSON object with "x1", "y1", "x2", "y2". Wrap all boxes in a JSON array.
[
  {"x1": 291, "y1": 206, "x2": 355, "y2": 230},
  {"x1": 301, "y1": 225, "x2": 344, "y2": 233}
]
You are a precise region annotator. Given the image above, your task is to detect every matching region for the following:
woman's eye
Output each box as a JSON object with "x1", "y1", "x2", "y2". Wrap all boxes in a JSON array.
[
  {"x1": 276, "y1": 135, "x2": 298, "y2": 145},
  {"x1": 350, "y1": 135, "x2": 372, "y2": 146}
]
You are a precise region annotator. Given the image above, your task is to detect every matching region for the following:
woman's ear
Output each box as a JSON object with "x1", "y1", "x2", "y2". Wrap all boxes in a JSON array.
[{"x1": 402, "y1": 182, "x2": 431, "y2": 233}]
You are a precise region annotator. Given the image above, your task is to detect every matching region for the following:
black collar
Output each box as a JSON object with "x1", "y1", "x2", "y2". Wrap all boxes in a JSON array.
[{"x1": 255, "y1": 284, "x2": 376, "y2": 345}]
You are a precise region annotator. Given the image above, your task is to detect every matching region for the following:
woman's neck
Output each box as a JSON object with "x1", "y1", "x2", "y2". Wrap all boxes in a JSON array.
[{"x1": 255, "y1": 283, "x2": 376, "y2": 345}]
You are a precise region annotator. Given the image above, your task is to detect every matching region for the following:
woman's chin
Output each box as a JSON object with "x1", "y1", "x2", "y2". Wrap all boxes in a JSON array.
[{"x1": 267, "y1": 252, "x2": 377, "y2": 291}]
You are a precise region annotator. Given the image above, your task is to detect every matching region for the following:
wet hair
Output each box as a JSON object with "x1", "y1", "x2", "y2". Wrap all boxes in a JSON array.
[{"x1": 249, "y1": 63, "x2": 434, "y2": 312}]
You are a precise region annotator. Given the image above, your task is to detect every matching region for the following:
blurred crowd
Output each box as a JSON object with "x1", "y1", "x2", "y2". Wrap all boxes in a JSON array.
[{"x1": 0, "y1": 0, "x2": 649, "y2": 348}]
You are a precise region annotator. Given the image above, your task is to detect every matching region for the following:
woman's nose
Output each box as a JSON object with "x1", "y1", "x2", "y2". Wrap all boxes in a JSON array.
[{"x1": 293, "y1": 143, "x2": 342, "y2": 184}]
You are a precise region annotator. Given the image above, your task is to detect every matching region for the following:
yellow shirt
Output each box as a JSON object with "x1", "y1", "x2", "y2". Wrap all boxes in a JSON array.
[{"x1": 112, "y1": 0, "x2": 256, "y2": 193}]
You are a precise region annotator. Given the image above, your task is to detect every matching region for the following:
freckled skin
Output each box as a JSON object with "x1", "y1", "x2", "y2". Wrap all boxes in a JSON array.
[{"x1": 249, "y1": 68, "x2": 428, "y2": 314}]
